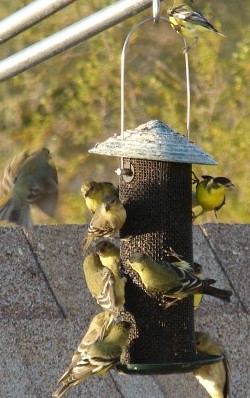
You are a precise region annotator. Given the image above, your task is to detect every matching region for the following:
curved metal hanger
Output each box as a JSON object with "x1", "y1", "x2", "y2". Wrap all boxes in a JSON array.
[{"x1": 119, "y1": 0, "x2": 191, "y2": 174}]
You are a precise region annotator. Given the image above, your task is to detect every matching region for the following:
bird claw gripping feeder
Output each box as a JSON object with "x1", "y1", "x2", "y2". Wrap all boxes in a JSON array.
[{"x1": 90, "y1": 1, "x2": 223, "y2": 375}]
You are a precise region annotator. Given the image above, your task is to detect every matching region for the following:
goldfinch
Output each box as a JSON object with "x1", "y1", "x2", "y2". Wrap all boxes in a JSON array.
[
  {"x1": 95, "y1": 240, "x2": 126, "y2": 313},
  {"x1": 128, "y1": 252, "x2": 232, "y2": 303},
  {"x1": 81, "y1": 181, "x2": 118, "y2": 214},
  {"x1": 192, "y1": 173, "x2": 234, "y2": 220},
  {"x1": 53, "y1": 320, "x2": 131, "y2": 398},
  {"x1": 167, "y1": 1, "x2": 224, "y2": 49},
  {"x1": 83, "y1": 252, "x2": 124, "y2": 316},
  {"x1": 194, "y1": 331, "x2": 231, "y2": 398},
  {"x1": 82, "y1": 196, "x2": 126, "y2": 251}
]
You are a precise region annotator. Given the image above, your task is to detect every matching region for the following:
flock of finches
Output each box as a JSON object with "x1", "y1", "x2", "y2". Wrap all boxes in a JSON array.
[
  {"x1": 0, "y1": 145, "x2": 234, "y2": 398},
  {"x1": 0, "y1": 3, "x2": 233, "y2": 398}
]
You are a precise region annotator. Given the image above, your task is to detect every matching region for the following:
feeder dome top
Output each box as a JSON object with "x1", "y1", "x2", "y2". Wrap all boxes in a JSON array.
[{"x1": 89, "y1": 120, "x2": 217, "y2": 165}]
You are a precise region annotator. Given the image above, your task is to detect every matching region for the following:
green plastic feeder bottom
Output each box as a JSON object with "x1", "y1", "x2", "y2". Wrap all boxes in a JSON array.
[{"x1": 116, "y1": 353, "x2": 224, "y2": 375}]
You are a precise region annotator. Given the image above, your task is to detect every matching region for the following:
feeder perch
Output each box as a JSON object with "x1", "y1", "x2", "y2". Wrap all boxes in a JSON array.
[{"x1": 89, "y1": 120, "x2": 222, "y2": 374}]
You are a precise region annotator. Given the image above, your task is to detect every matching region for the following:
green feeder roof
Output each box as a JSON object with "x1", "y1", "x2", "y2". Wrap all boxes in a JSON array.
[{"x1": 89, "y1": 120, "x2": 217, "y2": 165}]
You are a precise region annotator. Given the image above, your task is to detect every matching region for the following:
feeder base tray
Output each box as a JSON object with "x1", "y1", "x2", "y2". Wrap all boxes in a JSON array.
[{"x1": 116, "y1": 354, "x2": 223, "y2": 375}]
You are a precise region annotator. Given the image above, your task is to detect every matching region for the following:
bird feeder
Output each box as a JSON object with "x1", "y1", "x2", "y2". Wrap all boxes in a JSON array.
[{"x1": 89, "y1": 119, "x2": 223, "y2": 374}]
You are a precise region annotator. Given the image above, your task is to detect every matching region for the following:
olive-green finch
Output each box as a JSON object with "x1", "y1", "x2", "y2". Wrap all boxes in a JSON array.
[
  {"x1": 53, "y1": 320, "x2": 131, "y2": 398},
  {"x1": 128, "y1": 252, "x2": 232, "y2": 303},
  {"x1": 194, "y1": 331, "x2": 230, "y2": 398}
]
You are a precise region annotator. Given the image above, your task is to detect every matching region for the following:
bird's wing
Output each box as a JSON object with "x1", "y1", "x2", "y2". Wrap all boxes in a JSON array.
[
  {"x1": 89, "y1": 342, "x2": 121, "y2": 369},
  {"x1": 97, "y1": 268, "x2": 119, "y2": 316},
  {"x1": 184, "y1": 11, "x2": 215, "y2": 31},
  {"x1": 88, "y1": 215, "x2": 114, "y2": 238},
  {"x1": 165, "y1": 265, "x2": 203, "y2": 294},
  {"x1": 58, "y1": 353, "x2": 93, "y2": 385},
  {"x1": 0, "y1": 151, "x2": 29, "y2": 196}
]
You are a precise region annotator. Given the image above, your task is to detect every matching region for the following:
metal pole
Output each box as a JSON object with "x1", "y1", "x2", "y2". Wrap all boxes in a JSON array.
[
  {"x1": 0, "y1": 0, "x2": 165, "y2": 83},
  {"x1": 0, "y1": 0, "x2": 77, "y2": 44}
]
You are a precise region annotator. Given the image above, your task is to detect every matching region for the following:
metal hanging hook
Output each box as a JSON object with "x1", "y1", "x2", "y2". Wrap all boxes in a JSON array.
[
  {"x1": 152, "y1": 0, "x2": 161, "y2": 23},
  {"x1": 182, "y1": 38, "x2": 191, "y2": 140},
  {"x1": 119, "y1": 16, "x2": 168, "y2": 177},
  {"x1": 118, "y1": 11, "x2": 192, "y2": 178}
]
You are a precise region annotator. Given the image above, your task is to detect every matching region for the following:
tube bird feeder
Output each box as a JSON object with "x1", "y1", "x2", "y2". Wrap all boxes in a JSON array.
[{"x1": 89, "y1": 119, "x2": 222, "y2": 374}]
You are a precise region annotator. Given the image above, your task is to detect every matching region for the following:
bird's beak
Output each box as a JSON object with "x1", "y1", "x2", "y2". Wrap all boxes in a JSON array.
[
  {"x1": 81, "y1": 186, "x2": 92, "y2": 197},
  {"x1": 226, "y1": 182, "x2": 235, "y2": 190}
]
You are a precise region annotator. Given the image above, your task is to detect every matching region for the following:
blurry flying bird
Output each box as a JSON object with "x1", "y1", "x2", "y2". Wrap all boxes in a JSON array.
[
  {"x1": 0, "y1": 150, "x2": 30, "y2": 196},
  {"x1": 0, "y1": 148, "x2": 58, "y2": 228}
]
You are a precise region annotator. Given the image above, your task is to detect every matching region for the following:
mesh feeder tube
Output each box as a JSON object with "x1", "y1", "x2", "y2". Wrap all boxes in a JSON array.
[{"x1": 89, "y1": 120, "x2": 223, "y2": 374}]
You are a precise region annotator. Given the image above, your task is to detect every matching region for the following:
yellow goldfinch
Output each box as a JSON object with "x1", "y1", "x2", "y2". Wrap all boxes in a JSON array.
[
  {"x1": 192, "y1": 173, "x2": 234, "y2": 220},
  {"x1": 83, "y1": 252, "x2": 124, "y2": 316},
  {"x1": 72, "y1": 311, "x2": 113, "y2": 362},
  {"x1": 81, "y1": 181, "x2": 118, "y2": 214},
  {"x1": 71, "y1": 312, "x2": 113, "y2": 365},
  {"x1": 167, "y1": 1, "x2": 224, "y2": 49},
  {"x1": 82, "y1": 196, "x2": 126, "y2": 251},
  {"x1": 53, "y1": 320, "x2": 131, "y2": 398},
  {"x1": 194, "y1": 332, "x2": 231, "y2": 398},
  {"x1": 0, "y1": 148, "x2": 58, "y2": 228},
  {"x1": 94, "y1": 240, "x2": 120, "y2": 271},
  {"x1": 95, "y1": 240, "x2": 126, "y2": 313},
  {"x1": 128, "y1": 252, "x2": 232, "y2": 303}
]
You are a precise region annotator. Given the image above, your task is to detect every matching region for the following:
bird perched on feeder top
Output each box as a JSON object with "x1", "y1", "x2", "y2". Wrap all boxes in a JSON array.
[
  {"x1": 192, "y1": 173, "x2": 234, "y2": 220},
  {"x1": 82, "y1": 195, "x2": 126, "y2": 251},
  {"x1": 52, "y1": 320, "x2": 131, "y2": 398},
  {"x1": 81, "y1": 181, "x2": 118, "y2": 214},
  {"x1": 194, "y1": 331, "x2": 231, "y2": 398},
  {"x1": 83, "y1": 251, "x2": 125, "y2": 317},
  {"x1": 128, "y1": 252, "x2": 232, "y2": 303},
  {"x1": 167, "y1": 1, "x2": 224, "y2": 49},
  {"x1": 0, "y1": 148, "x2": 58, "y2": 229}
]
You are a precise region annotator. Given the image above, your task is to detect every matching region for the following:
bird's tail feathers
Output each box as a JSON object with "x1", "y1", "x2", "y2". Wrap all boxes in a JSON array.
[
  {"x1": 202, "y1": 283, "x2": 232, "y2": 302},
  {"x1": 217, "y1": 30, "x2": 226, "y2": 38},
  {"x1": 82, "y1": 235, "x2": 93, "y2": 251},
  {"x1": 0, "y1": 198, "x2": 32, "y2": 228},
  {"x1": 52, "y1": 383, "x2": 70, "y2": 398}
]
